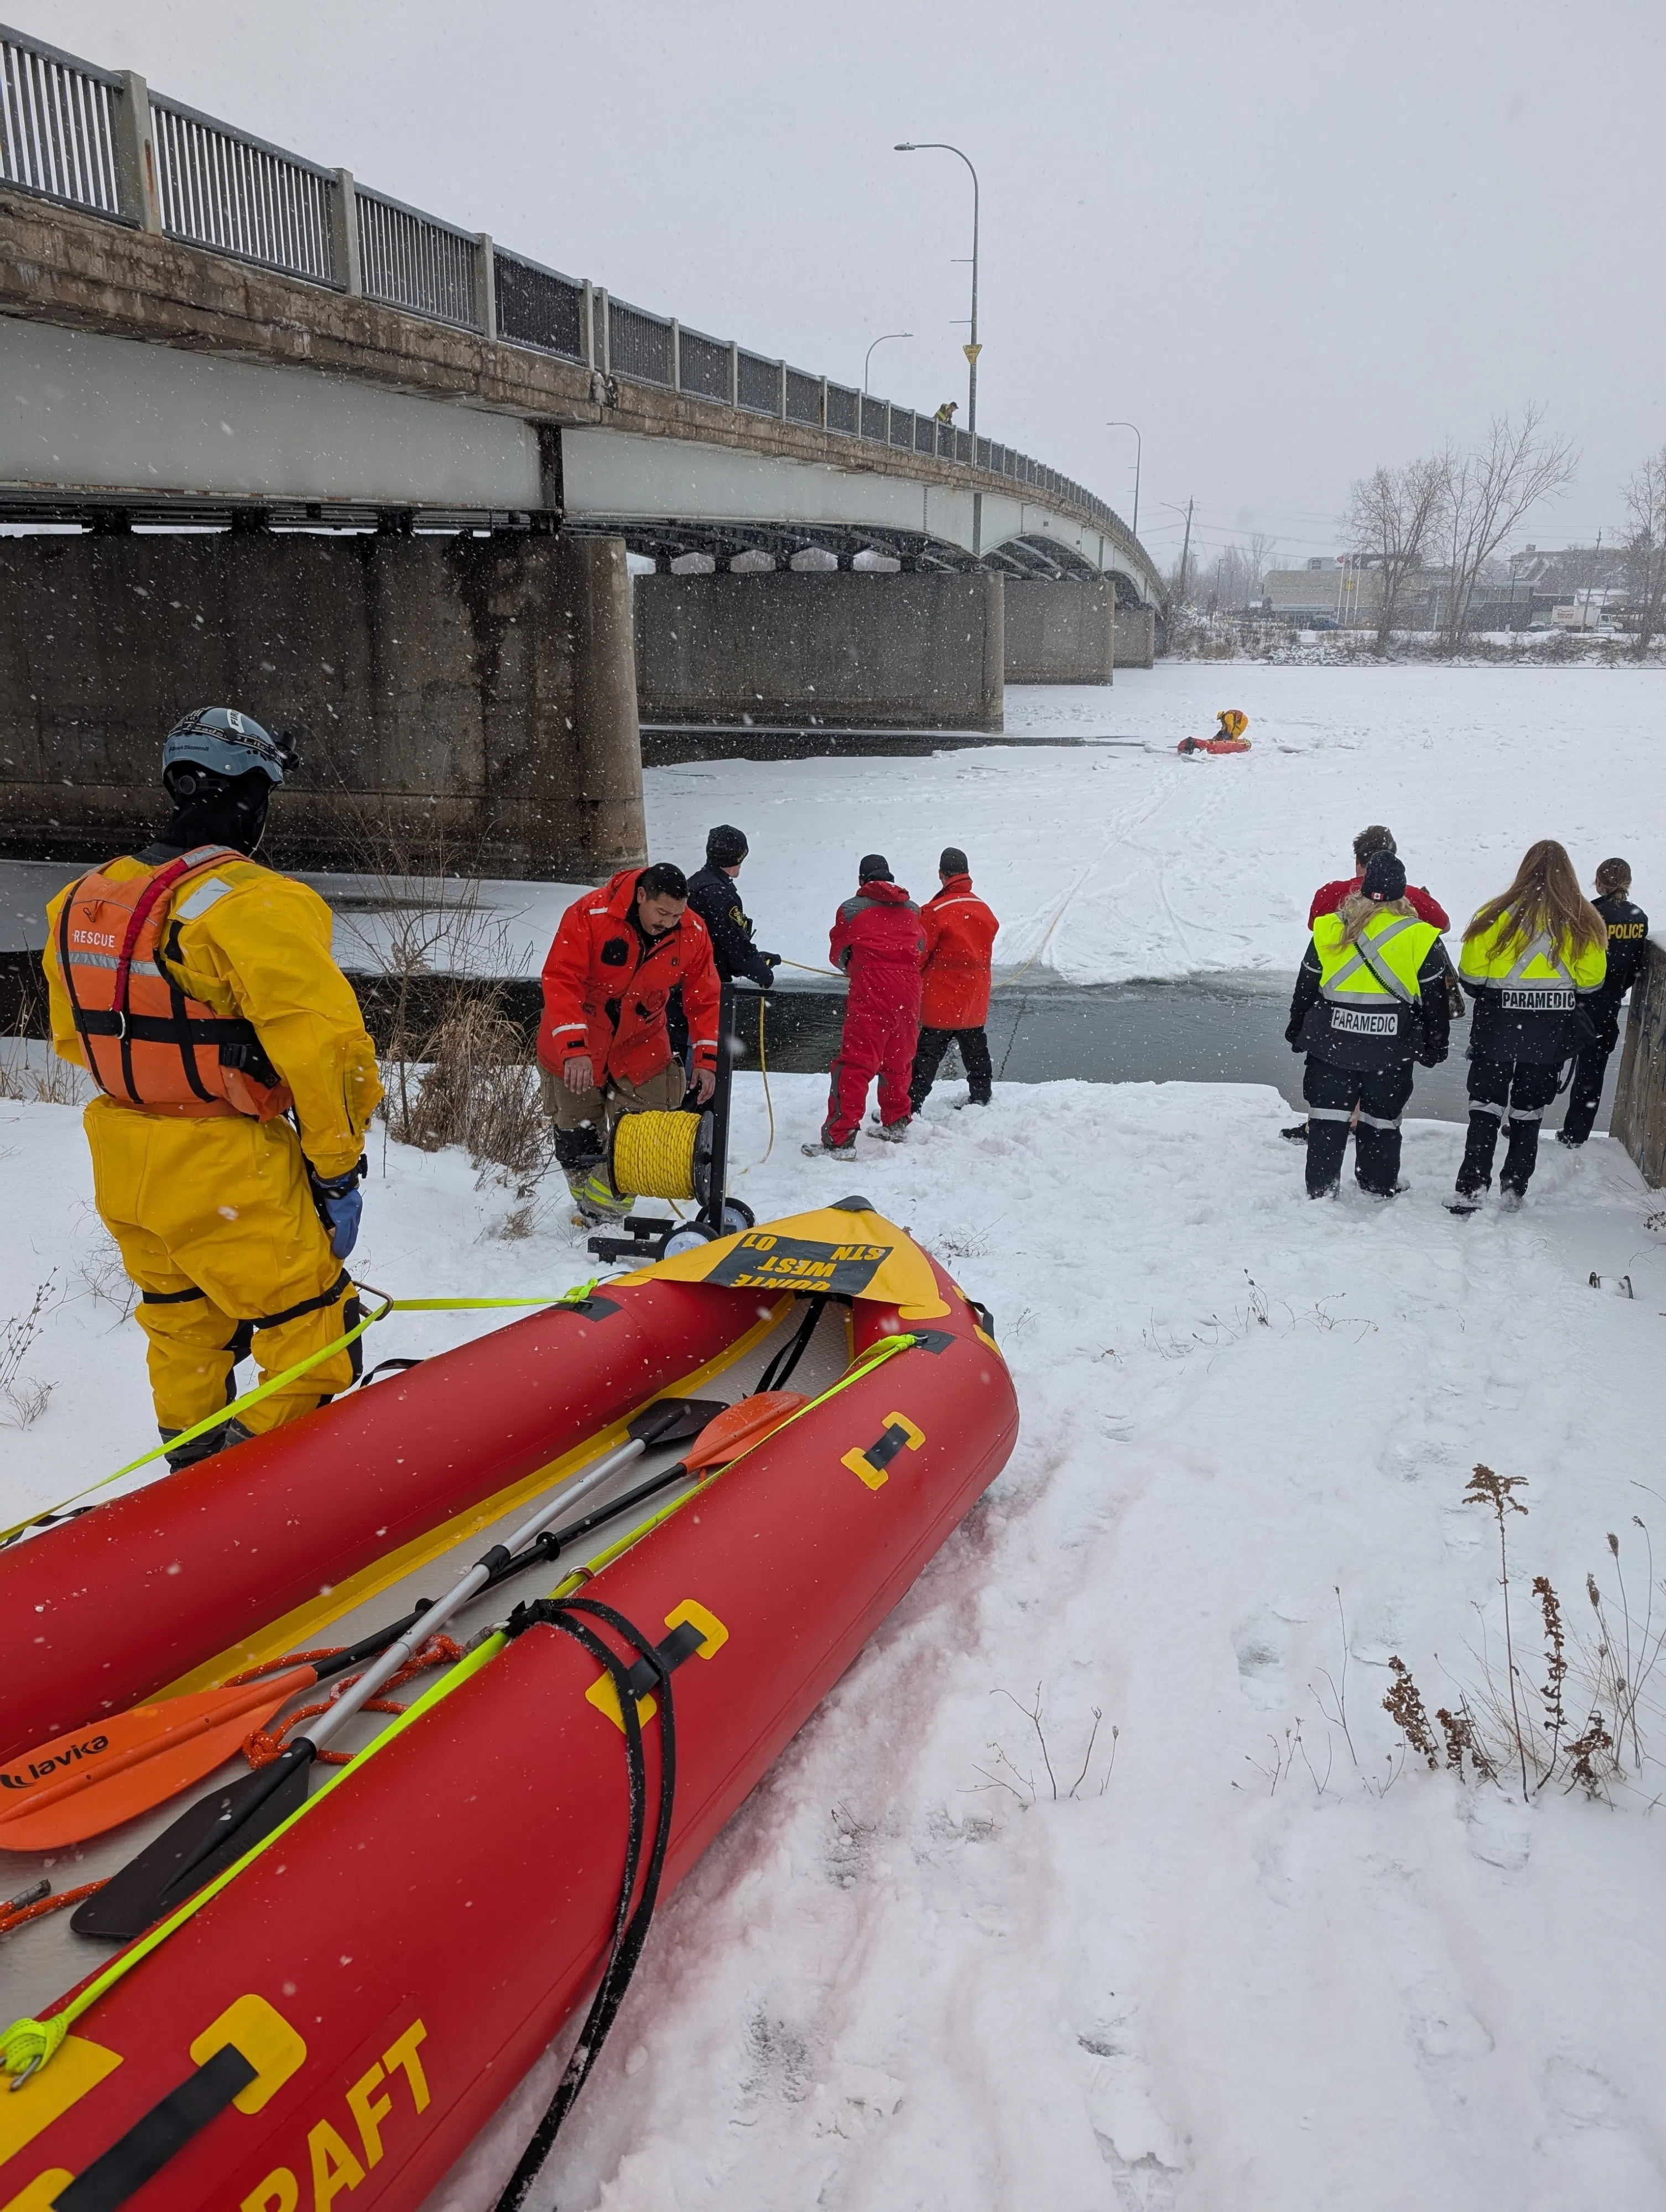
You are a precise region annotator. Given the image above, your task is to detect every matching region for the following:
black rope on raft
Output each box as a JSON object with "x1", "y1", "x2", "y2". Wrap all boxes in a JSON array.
[
  {"x1": 492, "y1": 1596, "x2": 681, "y2": 2212},
  {"x1": 756, "y1": 1295, "x2": 826, "y2": 1396}
]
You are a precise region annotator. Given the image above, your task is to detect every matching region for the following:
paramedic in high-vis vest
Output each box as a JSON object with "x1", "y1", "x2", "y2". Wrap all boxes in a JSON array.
[
  {"x1": 1451, "y1": 839, "x2": 1607, "y2": 1211},
  {"x1": 1284, "y1": 850, "x2": 1450, "y2": 1200},
  {"x1": 43, "y1": 708, "x2": 382, "y2": 1467}
]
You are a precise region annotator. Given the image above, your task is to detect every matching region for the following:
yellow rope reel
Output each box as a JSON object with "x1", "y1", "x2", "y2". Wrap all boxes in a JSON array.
[{"x1": 610, "y1": 1108, "x2": 711, "y2": 1203}]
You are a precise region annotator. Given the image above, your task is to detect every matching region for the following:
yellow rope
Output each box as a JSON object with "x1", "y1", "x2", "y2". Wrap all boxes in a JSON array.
[
  {"x1": 611, "y1": 1109, "x2": 702, "y2": 1201},
  {"x1": 756, "y1": 994, "x2": 775, "y2": 1166},
  {"x1": 0, "y1": 1284, "x2": 600, "y2": 1549}
]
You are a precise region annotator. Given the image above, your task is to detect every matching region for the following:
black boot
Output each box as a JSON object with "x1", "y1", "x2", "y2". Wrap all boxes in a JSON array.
[
  {"x1": 1500, "y1": 1114, "x2": 1542, "y2": 1198},
  {"x1": 160, "y1": 1423, "x2": 230, "y2": 1472},
  {"x1": 1455, "y1": 1109, "x2": 1500, "y2": 1201}
]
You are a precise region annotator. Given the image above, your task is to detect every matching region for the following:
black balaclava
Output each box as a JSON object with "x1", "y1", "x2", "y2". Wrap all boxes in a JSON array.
[{"x1": 143, "y1": 766, "x2": 274, "y2": 862}]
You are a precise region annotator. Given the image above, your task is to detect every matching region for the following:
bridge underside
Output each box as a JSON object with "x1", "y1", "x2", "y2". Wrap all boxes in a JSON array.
[{"x1": 0, "y1": 318, "x2": 1155, "y2": 604}]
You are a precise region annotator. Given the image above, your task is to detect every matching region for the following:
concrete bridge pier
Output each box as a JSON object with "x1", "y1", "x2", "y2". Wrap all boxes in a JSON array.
[
  {"x1": 0, "y1": 531, "x2": 644, "y2": 879},
  {"x1": 1002, "y1": 580, "x2": 1116, "y2": 683},
  {"x1": 632, "y1": 571, "x2": 1006, "y2": 732}
]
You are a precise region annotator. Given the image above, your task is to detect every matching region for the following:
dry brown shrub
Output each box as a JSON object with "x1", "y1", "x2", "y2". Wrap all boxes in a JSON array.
[{"x1": 386, "y1": 992, "x2": 546, "y2": 1178}]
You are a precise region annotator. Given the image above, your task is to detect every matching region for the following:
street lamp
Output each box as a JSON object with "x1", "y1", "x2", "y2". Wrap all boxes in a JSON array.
[
  {"x1": 893, "y1": 142, "x2": 980, "y2": 443},
  {"x1": 1106, "y1": 421, "x2": 1141, "y2": 540},
  {"x1": 863, "y1": 331, "x2": 913, "y2": 396}
]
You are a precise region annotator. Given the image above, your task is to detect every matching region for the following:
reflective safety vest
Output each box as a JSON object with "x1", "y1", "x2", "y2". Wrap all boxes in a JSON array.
[
  {"x1": 1314, "y1": 907, "x2": 1441, "y2": 1037},
  {"x1": 1457, "y1": 912, "x2": 1606, "y2": 1011},
  {"x1": 56, "y1": 846, "x2": 293, "y2": 1120}
]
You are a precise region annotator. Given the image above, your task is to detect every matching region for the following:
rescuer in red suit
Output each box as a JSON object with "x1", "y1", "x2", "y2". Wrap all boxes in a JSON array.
[
  {"x1": 1309, "y1": 825, "x2": 1450, "y2": 932},
  {"x1": 910, "y1": 846, "x2": 999, "y2": 1112},
  {"x1": 538, "y1": 861, "x2": 721, "y2": 1221},
  {"x1": 804, "y1": 854, "x2": 924, "y2": 1156}
]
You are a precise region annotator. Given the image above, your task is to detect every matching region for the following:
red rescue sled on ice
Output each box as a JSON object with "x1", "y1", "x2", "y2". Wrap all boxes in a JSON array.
[{"x1": 0, "y1": 1202, "x2": 1017, "y2": 2212}]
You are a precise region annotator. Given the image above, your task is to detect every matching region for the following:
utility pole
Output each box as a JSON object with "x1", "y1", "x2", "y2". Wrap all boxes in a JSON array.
[{"x1": 1178, "y1": 498, "x2": 1194, "y2": 602}]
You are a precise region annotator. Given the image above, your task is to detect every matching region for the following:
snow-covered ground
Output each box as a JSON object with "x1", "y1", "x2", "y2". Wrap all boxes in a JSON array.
[
  {"x1": 9, "y1": 662, "x2": 1658, "y2": 987},
  {"x1": 5, "y1": 1062, "x2": 1666, "y2": 2209}
]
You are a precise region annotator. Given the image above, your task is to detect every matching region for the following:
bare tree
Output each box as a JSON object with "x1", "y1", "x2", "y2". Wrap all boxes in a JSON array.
[
  {"x1": 1344, "y1": 455, "x2": 1449, "y2": 651},
  {"x1": 1245, "y1": 533, "x2": 1277, "y2": 608},
  {"x1": 1439, "y1": 408, "x2": 1576, "y2": 645},
  {"x1": 1622, "y1": 447, "x2": 1666, "y2": 656}
]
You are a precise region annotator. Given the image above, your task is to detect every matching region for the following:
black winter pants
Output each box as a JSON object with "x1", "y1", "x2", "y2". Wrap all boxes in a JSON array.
[
  {"x1": 1458, "y1": 1056, "x2": 1563, "y2": 1196},
  {"x1": 910, "y1": 1025, "x2": 993, "y2": 1109},
  {"x1": 1560, "y1": 1013, "x2": 1621, "y2": 1145},
  {"x1": 1302, "y1": 1057, "x2": 1413, "y2": 1197}
]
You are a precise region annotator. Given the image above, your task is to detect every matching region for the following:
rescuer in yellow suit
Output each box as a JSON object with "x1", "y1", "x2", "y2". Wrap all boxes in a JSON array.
[{"x1": 43, "y1": 708, "x2": 383, "y2": 1467}]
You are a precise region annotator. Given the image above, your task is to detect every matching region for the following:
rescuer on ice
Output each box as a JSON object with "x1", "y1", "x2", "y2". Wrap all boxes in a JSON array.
[
  {"x1": 539, "y1": 861, "x2": 721, "y2": 1222},
  {"x1": 43, "y1": 708, "x2": 382, "y2": 1468},
  {"x1": 1558, "y1": 856, "x2": 1648, "y2": 1148},
  {"x1": 910, "y1": 846, "x2": 999, "y2": 1113},
  {"x1": 1451, "y1": 839, "x2": 1607, "y2": 1210},
  {"x1": 804, "y1": 854, "x2": 924, "y2": 1156},
  {"x1": 1284, "y1": 850, "x2": 1450, "y2": 1199},
  {"x1": 666, "y1": 825, "x2": 778, "y2": 1083}
]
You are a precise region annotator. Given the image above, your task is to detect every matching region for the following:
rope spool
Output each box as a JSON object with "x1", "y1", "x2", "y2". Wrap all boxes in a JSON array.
[{"x1": 610, "y1": 1109, "x2": 712, "y2": 1203}]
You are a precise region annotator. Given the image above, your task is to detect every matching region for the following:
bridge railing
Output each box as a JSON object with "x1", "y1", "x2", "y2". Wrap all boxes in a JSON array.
[{"x1": 0, "y1": 17, "x2": 1159, "y2": 591}]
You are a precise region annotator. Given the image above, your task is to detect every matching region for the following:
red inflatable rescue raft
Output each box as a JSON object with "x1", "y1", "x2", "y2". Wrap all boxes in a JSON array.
[{"x1": 0, "y1": 1203, "x2": 1017, "y2": 2212}]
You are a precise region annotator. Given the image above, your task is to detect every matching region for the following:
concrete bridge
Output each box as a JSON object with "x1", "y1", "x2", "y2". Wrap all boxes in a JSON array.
[{"x1": 0, "y1": 21, "x2": 1163, "y2": 878}]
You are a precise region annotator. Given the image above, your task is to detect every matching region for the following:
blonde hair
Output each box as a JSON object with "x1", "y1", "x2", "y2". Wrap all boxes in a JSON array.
[
  {"x1": 1337, "y1": 888, "x2": 1416, "y2": 947},
  {"x1": 1465, "y1": 840, "x2": 1606, "y2": 961}
]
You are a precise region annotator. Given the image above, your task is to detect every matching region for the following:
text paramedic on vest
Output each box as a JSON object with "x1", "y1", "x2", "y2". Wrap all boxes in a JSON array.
[
  {"x1": 910, "y1": 847, "x2": 999, "y2": 1113},
  {"x1": 1451, "y1": 838, "x2": 1607, "y2": 1211},
  {"x1": 538, "y1": 862, "x2": 721, "y2": 1223},
  {"x1": 43, "y1": 708, "x2": 383, "y2": 1470},
  {"x1": 804, "y1": 855, "x2": 924, "y2": 1157},
  {"x1": 1558, "y1": 857, "x2": 1649, "y2": 1149},
  {"x1": 1283, "y1": 849, "x2": 1450, "y2": 1201}
]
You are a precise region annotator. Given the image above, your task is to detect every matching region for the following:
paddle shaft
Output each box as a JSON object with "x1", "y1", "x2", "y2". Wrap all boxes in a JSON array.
[{"x1": 305, "y1": 1434, "x2": 649, "y2": 1753}]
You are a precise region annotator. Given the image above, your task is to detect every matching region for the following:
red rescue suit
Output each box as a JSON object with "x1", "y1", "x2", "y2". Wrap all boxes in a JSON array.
[
  {"x1": 538, "y1": 870, "x2": 721, "y2": 1085},
  {"x1": 823, "y1": 879, "x2": 924, "y2": 1142},
  {"x1": 919, "y1": 872, "x2": 999, "y2": 1029}
]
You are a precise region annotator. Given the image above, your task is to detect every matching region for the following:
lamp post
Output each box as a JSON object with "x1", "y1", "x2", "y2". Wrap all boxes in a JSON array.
[
  {"x1": 893, "y1": 142, "x2": 980, "y2": 442},
  {"x1": 1105, "y1": 421, "x2": 1141, "y2": 539},
  {"x1": 863, "y1": 331, "x2": 913, "y2": 395}
]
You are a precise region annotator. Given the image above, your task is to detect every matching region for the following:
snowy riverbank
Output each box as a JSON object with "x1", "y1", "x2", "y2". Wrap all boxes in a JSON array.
[{"x1": 4, "y1": 1068, "x2": 1665, "y2": 2208}]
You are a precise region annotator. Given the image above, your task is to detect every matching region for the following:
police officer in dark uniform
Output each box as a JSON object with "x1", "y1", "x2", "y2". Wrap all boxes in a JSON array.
[
  {"x1": 1559, "y1": 857, "x2": 1649, "y2": 1147},
  {"x1": 667, "y1": 826, "x2": 778, "y2": 1078}
]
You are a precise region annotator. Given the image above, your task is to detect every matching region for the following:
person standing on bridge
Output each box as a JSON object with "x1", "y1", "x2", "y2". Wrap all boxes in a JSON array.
[
  {"x1": 804, "y1": 855, "x2": 923, "y2": 1157},
  {"x1": 1558, "y1": 857, "x2": 1648, "y2": 1149},
  {"x1": 539, "y1": 862, "x2": 720, "y2": 1223},
  {"x1": 1284, "y1": 851, "x2": 1449, "y2": 1201},
  {"x1": 42, "y1": 708, "x2": 382, "y2": 1468},
  {"x1": 910, "y1": 848, "x2": 999, "y2": 1113}
]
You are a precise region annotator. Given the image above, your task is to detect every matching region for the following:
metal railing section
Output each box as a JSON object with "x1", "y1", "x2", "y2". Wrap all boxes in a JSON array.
[
  {"x1": 0, "y1": 23, "x2": 121, "y2": 215},
  {"x1": 608, "y1": 300, "x2": 673, "y2": 388},
  {"x1": 0, "y1": 17, "x2": 1160, "y2": 587},
  {"x1": 356, "y1": 186, "x2": 478, "y2": 327},
  {"x1": 494, "y1": 249, "x2": 583, "y2": 361},
  {"x1": 150, "y1": 95, "x2": 335, "y2": 281}
]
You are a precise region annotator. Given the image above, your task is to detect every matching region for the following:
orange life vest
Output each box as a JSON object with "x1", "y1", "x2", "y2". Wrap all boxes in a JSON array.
[{"x1": 56, "y1": 846, "x2": 293, "y2": 1120}]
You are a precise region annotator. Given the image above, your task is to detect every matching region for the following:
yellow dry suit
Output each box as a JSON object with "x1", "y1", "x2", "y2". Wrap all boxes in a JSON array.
[{"x1": 44, "y1": 855, "x2": 382, "y2": 1442}]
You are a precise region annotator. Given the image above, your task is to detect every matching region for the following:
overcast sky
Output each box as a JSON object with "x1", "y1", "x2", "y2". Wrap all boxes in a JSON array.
[{"x1": 32, "y1": 0, "x2": 1665, "y2": 571}]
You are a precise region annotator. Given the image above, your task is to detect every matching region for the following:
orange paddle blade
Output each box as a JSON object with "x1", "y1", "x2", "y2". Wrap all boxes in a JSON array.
[
  {"x1": 682, "y1": 1390, "x2": 808, "y2": 1472},
  {"x1": 0, "y1": 1665, "x2": 317, "y2": 1851}
]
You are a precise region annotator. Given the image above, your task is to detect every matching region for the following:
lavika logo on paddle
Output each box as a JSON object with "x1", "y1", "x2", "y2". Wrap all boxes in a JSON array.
[
  {"x1": 2, "y1": 1734, "x2": 110, "y2": 1788},
  {"x1": 709, "y1": 1232, "x2": 892, "y2": 1293}
]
